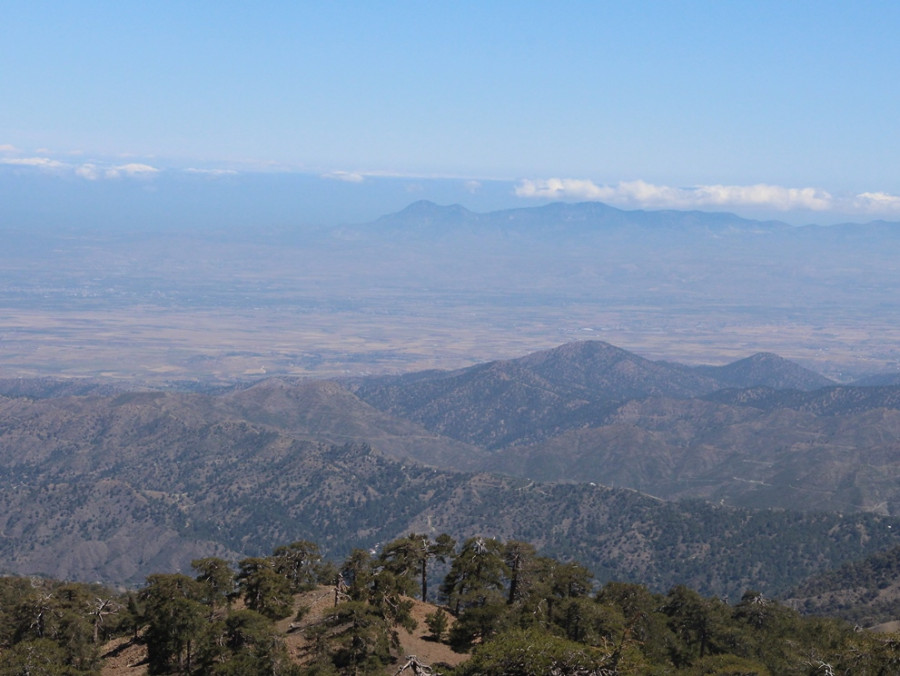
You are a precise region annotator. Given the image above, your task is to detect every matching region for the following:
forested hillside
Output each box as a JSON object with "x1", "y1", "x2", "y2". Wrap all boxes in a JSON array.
[
  {"x1": 787, "y1": 545, "x2": 900, "y2": 627},
  {"x1": 1, "y1": 535, "x2": 899, "y2": 675},
  {"x1": 349, "y1": 341, "x2": 900, "y2": 515},
  {"x1": 1, "y1": 390, "x2": 898, "y2": 598},
  {"x1": 3, "y1": 341, "x2": 900, "y2": 600}
]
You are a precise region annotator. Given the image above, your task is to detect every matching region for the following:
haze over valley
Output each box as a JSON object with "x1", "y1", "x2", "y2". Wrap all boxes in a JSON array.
[{"x1": 3, "y1": 199, "x2": 900, "y2": 385}]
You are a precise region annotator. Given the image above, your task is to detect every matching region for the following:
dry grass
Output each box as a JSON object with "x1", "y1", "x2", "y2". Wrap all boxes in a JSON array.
[{"x1": 100, "y1": 635, "x2": 147, "y2": 676}]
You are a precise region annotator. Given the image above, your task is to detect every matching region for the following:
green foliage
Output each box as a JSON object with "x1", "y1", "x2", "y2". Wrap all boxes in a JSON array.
[
  {"x1": 557, "y1": 597, "x2": 624, "y2": 646},
  {"x1": 448, "y1": 601, "x2": 508, "y2": 651},
  {"x1": 0, "y1": 577, "x2": 37, "y2": 647},
  {"x1": 191, "y1": 557, "x2": 235, "y2": 608},
  {"x1": 379, "y1": 532, "x2": 456, "y2": 601},
  {"x1": 271, "y1": 540, "x2": 323, "y2": 593},
  {"x1": 378, "y1": 533, "x2": 427, "y2": 599},
  {"x1": 139, "y1": 573, "x2": 207, "y2": 674},
  {"x1": 4, "y1": 534, "x2": 900, "y2": 675},
  {"x1": 441, "y1": 537, "x2": 507, "y2": 615},
  {"x1": 121, "y1": 592, "x2": 144, "y2": 640},
  {"x1": 200, "y1": 609, "x2": 295, "y2": 676},
  {"x1": 0, "y1": 578, "x2": 109, "y2": 674},
  {"x1": 0, "y1": 638, "x2": 70, "y2": 676},
  {"x1": 830, "y1": 632, "x2": 900, "y2": 675},
  {"x1": 424, "y1": 607, "x2": 449, "y2": 642},
  {"x1": 677, "y1": 653, "x2": 771, "y2": 675},
  {"x1": 503, "y1": 540, "x2": 537, "y2": 606},
  {"x1": 340, "y1": 549, "x2": 375, "y2": 602},
  {"x1": 323, "y1": 601, "x2": 398, "y2": 675},
  {"x1": 661, "y1": 585, "x2": 734, "y2": 666},
  {"x1": 440, "y1": 536, "x2": 509, "y2": 649},
  {"x1": 450, "y1": 626, "x2": 626, "y2": 676},
  {"x1": 236, "y1": 557, "x2": 294, "y2": 620}
]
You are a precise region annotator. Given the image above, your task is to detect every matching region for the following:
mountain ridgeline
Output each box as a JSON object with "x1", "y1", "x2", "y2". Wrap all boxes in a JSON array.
[
  {"x1": 348, "y1": 199, "x2": 790, "y2": 241},
  {"x1": 1, "y1": 340, "x2": 900, "y2": 604},
  {"x1": 347, "y1": 341, "x2": 900, "y2": 515},
  {"x1": 347, "y1": 341, "x2": 836, "y2": 449}
]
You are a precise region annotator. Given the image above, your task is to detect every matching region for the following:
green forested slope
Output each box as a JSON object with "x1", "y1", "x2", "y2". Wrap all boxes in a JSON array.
[
  {"x1": 0, "y1": 389, "x2": 897, "y2": 599},
  {"x1": 2, "y1": 534, "x2": 899, "y2": 675}
]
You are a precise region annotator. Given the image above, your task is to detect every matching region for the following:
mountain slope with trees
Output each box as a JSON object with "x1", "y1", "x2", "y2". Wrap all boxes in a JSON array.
[
  {"x1": 3, "y1": 534, "x2": 900, "y2": 675},
  {"x1": 348, "y1": 341, "x2": 724, "y2": 449},
  {"x1": 3, "y1": 341, "x2": 900, "y2": 598},
  {"x1": 690, "y1": 351, "x2": 837, "y2": 390},
  {"x1": 347, "y1": 341, "x2": 900, "y2": 515},
  {"x1": 0, "y1": 391, "x2": 898, "y2": 599},
  {"x1": 786, "y1": 545, "x2": 900, "y2": 627},
  {"x1": 485, "y1": 395, "x2": 900, "y2": 513}
]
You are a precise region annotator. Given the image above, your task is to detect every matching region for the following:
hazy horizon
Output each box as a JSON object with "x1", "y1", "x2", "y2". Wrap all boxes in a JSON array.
[
  {"x1": 4, "y1": 3, "x2": 900, "y2": 227},
  {"x1": 4, "y1": 3, "x2": 900, "y2": 383}
]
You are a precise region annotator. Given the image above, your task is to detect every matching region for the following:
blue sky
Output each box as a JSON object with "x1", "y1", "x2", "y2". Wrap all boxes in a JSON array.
[{"x1": 3, "y1": 1, "x2": 900, "y2": 224}]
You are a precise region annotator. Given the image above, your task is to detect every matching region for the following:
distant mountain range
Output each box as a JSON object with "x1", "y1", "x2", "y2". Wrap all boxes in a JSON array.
[
  {"x1": 343, "y1": 199, "x2": 900, "y2": 245},
  {"x1": 335, "y1": 199, "x2": 790, "y2": 242},
  {"x1": 2, "y1": 340, "x2": 900, "y2": 601}
]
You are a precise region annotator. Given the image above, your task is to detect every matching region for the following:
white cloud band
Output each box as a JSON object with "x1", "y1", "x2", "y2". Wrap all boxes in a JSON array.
[
  {"x1": 105, "y1": 163, "x2": 159, "y2": 178},
  {"x1": 322, "y1": 170, "x2": 365, "y2": 183},
  {"x1": 515, "y1": 178, "x2": 838, "y2": 212},
  {"x1": 0, "y1": 153, "x2": 161, "y2": 180},
  {"x1": 853, "y1": 192, "x2": 900, "y2": 212},
  {"x1": 1, "y1": 156, "x2": 66, "y2": 169}
]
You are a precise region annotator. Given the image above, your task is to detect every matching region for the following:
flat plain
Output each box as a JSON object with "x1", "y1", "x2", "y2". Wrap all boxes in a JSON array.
[{"x1": 3, "y1": 203, "x2": 900, "y2": 383}]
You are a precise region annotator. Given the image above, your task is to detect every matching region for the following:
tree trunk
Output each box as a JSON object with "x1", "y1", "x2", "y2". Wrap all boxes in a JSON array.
[{"x1": 421, "y1": 558, "x2": 428, "y2": 601}]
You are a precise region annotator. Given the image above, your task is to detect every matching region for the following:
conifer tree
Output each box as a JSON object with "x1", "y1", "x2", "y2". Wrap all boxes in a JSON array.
[
  {"x1": 139, "y1": 574, "x2": 207, "y2": 674},
  {"x1": 236, "y1": 557, "x2": 294, "y2": 620},
  {"x1": 379, "y1": 532, "x2": 455, "y2": 601}
]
